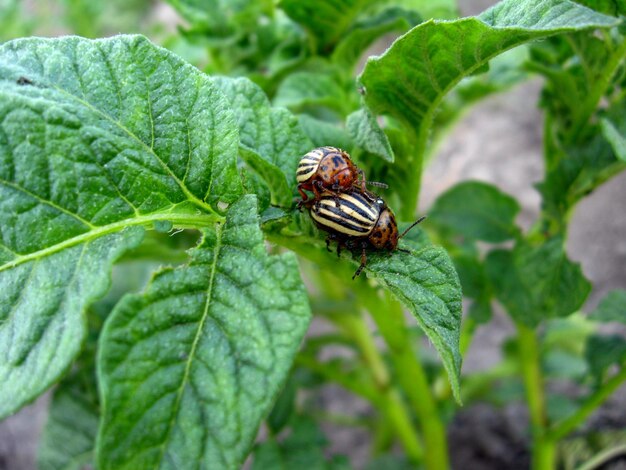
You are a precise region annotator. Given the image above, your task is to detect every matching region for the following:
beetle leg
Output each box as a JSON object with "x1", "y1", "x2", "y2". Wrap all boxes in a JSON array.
[
  {"x1": 312, "y1": 180, "x2": 324, "y2": 200},
  {"x1": 352, "y1": 247, "x2": 367, "y2": 280},
  {"x1": 336, "y1": 242, "x2": 342, "y2": 258},
  {"x1": 297, "y1": 184, "x2": 309, "y2": 202},
  {"x1": 325, "y1": 236, "x2": 333, "y2": 252},
  {"x1": 358, "y1": 168, "x2": 366, "y2": 193}
]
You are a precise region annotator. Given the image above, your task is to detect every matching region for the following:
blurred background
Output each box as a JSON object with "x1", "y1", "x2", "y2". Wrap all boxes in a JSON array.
[{"x1": 1, "y1": 0, "x2": 625, "y2": 469}]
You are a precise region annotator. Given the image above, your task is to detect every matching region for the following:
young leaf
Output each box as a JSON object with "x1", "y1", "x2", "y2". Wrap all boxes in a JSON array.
[
  {"x1": 589, "y1": 289, "x2": 626, "y2": 323},
  {"x1": 429, "y1": 181, "x2": 521, "y2": 242},
  {"x1": 214, "y1": 76, "x2": 313, "y2": 206},
  {"x1": 97, "y1": 195, "x2": 312, "y2": 469},
  {"x1": 485, "y1": 237, "x2": 591, "y2": 326},
  {"x1": 347, "y1": 108, "x2": 395, "y2": 162},
  {"x1": 359, "y1": 0, "x2": 617, "y2": 132},
  {"x1": 0, "y1": 35, "x2": 242, "y2": 417}
]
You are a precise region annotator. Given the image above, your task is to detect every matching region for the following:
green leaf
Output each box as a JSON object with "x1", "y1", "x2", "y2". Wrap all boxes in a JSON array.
[
  {"x1": 485, "y1": 237, "x2": 591, "y2": 326},
  {"x1": 359, "y1": 0, "x2": 617, "y2": 132},
  {"x1": 572, "y1": 0, "x2": 626, "y2": 16},
  {"x1": 0, "y1": 35, "x2": 243, "y2": 417},
  {"x1": 585, "y1": 335, "x2": 626, "y2": 382},
  {"x1": 543, "y1": 349, "x2": 587, "y2": 380},
  {"x1": 97, "y1": 195, "x2": 312, "y2": 469},
  {"x1": 365, "y1": 246, "x2": 462, "y2": 401},
  {"x1": 298, "y1": 115, "x2": 354, "y2": 150},
  {"x1": 214, "y1": 76, "x2": 312, "y2": 205},
  {"x1": 167, "y1": 0, "x2": 273, "y2": 38},
  {"x1": 252, "y1": 416, "x2": 350, "y2": 470},
  {"x1": 269, "y1": 215, "x2": 462, "y2": 400},
  {"x1": 274, "y1": 71, "x2": 350, "y2": 115},
  {"x1": 37, "y1": 379, "x2": 100, "y2": 470},
  {"x1": 601, "y1": 118, "x2": 626, "y2": 162},
  {"x1": 435, "y1": 46, "x2": 530, "y2": 135},
  {"x1": 453, "y1": 254, "x2": 493, "y2": 323},
  {"x1": 589, "y1": 289, "x2": 626, "y2": 323},
  {"x1": 395, "y1": 0, "x2": 458, "y2": 20},
  {"x1": 38, "y1": 260, "x2": 163, "y2": 470},
  {"x1": 331, "y1": 7, "x2": 421, "y2": 68},
  {"x1": 279, "y1": 0, "x2": 378, "y2": 51},
  {"x1": 267, "y1": 375, "x2": 297, "y2": 434},
  {"x1": 429, "y1": 181, "x2": 521, "y2": 242},
  {"x1": 347, "y1": 108, "x2": 394, "y2": 162},
  {"x1": 537, "y1": 133, "x2": 626, "y2": 223},
  {"x1": 37, "y1": 312, "x2": 101, "y2": 470}
]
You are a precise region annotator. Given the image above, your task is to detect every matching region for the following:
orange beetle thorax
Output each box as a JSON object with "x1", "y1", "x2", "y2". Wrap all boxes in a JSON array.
[{"x1": 318, "y1": 153, "x2": 358, "y2": 189}]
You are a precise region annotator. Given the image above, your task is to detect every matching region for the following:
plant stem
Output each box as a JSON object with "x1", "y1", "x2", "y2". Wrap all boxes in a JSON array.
[
  {"x1": 548, "y1": 364, "x2": 626, "y2": 442},
  {"x1": 359, "y1": 289, "x2": 450, "y2": 470},
  {"x1": 399, "y1": 129, "x2": 425, "y2": 221},
  {"x1": 577, "y1": 443, "x2": 626, "y2": 470},
  {"x1": 335, "y1": 313, "x2": 424, "y2": 462},
  {"x1": 517, "y1": 322, "x2": 555, "y2": 470}
]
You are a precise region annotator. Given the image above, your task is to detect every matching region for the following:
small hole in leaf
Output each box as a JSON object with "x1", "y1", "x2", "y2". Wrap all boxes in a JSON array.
[{"x1": 217, "y1": 201, "x2": 230, "y2": 212}]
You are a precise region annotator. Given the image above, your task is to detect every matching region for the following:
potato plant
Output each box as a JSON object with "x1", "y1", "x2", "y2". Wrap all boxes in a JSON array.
[{"x1": 0, "y1": 0, "x2": 625, "y2": 469}]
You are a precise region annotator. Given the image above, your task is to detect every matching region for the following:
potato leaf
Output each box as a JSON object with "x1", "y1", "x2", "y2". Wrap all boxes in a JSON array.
[
  {"x1": 485, "y1": 237, "x2": 591, "y2": 326},
  {"x1": 429, "y1": 181, "x2": 521, "y2": 242},
  {"x1": 0, "y1": 35, "x2": 242, "y2": 417},
  {"x1": 97, "y1": 195, "x2": 311, "y2": 469},
  {"x1": 359, "y1": 0, "x2": 617, "y2": 133}
]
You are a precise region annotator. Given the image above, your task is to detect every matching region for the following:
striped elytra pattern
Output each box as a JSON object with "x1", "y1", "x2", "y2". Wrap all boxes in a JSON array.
[{"x1": 311, "y1": 192, "x2": 382, "y2": 237}]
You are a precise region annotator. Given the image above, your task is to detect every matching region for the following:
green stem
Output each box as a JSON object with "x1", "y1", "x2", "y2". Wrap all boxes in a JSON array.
[
  {"x1": 335, "y1": 313, "x2": 424, "y2": 462},
  {"x1": 565, "y1": 36, "x2": 626, "y2": 144},
  {"x1": 517, "y1": 323, "x2": 555, "y2": 470},
  {"x1": 360, "y1": 289, "x2": 450, "y2": 470},
  {"x1": 577, "y1": 443, "x2": 626, "y2": 470},
  {"x1": 269, "y1": 234, "x2": 426, "y2": 462},
  {"x1": 0, "y1": 210, "x2": 223, "y2": 273},
  {"x1": 399, "y1": 128, "x2": 425, "y2": 221},
  {"x1": 548, "y1": 365, "x2": 626, "y2": 442},
  {"x1": 338, "y1": 313, "x2": 390, "y2": 389}
]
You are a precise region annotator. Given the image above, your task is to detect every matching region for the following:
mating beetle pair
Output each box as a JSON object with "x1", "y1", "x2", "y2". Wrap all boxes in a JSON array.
[{"x1": 297, "y1": 147, "x2": 424, "y2": 279}]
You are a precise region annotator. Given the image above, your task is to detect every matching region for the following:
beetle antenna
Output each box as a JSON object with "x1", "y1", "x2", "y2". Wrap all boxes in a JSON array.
[
  {"x1": 366, "y1": 181, "x2": 389, "y2": 189},
  {"x1": 399, "y1": 216, "x2": 426, "y2": 239}
]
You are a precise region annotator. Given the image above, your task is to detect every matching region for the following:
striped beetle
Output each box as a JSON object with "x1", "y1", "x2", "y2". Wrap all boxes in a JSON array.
[
  {"x1": 296, "y1": 146, "x2": 386, "y2": 207},
  {"x1": 310, "y1": 190, "x2": 425, "y2": 279}
]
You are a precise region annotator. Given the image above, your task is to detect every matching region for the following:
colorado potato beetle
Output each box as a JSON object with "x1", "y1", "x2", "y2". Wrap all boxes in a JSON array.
[
  {"x1": 310, "y1": 190, "x2": 425, "y2": 279},
  {"x1": 296, "y1": 146, "x2": 386, "y2": 207}
]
